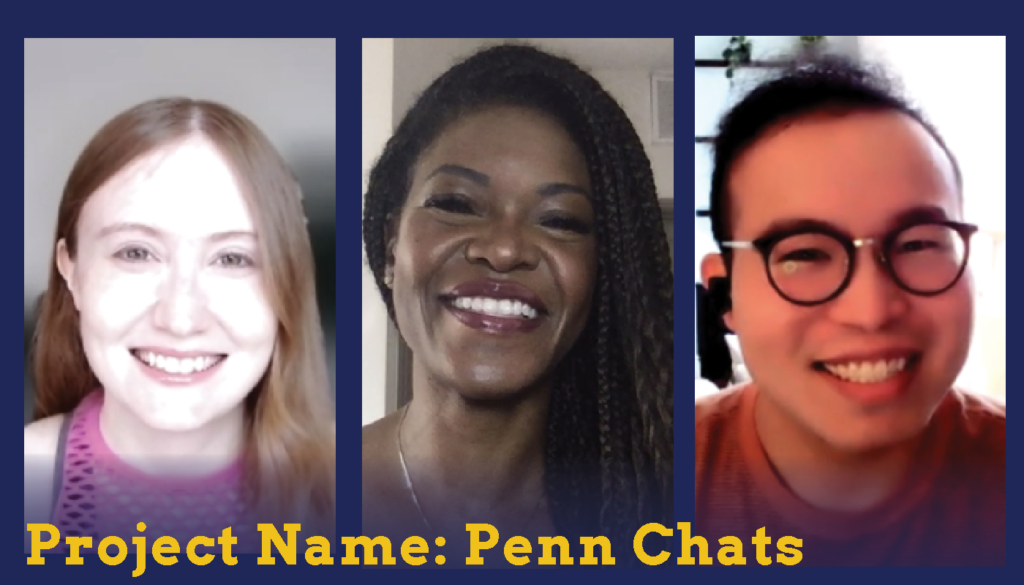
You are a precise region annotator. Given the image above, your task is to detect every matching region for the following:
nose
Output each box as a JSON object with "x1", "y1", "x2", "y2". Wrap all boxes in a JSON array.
[
  {"x1": 827, "y1": 248, "x2": 909, "y2": 331},
  {"x1": 464, "y1": 216, "x2": 541, "y2": 273},
  {"x1": 152, "y1": 262, "x2": 211, "y2": 336}
]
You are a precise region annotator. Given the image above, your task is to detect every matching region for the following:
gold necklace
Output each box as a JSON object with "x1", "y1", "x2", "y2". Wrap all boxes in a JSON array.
[{"x1": 396, "y1": 406, "x2": 546, "y2": 537}]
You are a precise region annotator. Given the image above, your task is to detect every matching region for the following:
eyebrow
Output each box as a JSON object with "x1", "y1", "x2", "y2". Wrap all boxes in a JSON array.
[
  {"x1": 97, "y1": 222, "x2": 257, "y2": 242},
  {"x1": 755, "y1": 205, "x2": 952, "y2": 240},
  {"x1": 426, "y1": 164, "x2": 490, "y2": 186},
  {"x1": 425, "y1": 164, "x2": 591, "y2": 199}
]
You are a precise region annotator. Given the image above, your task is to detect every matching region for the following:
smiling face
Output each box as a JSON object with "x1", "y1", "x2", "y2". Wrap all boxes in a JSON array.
[
  {"x1": 389, "y1": 106, "x2": 598, "y2": 400},
  {"x1": 721, "y1": 110, "x2": 974, "y2": 452},
  {"x1": 58, "y1": 138, "x2": 277, "y2": 431}
]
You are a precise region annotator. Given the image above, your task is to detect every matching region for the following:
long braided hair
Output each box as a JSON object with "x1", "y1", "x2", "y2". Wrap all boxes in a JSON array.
[{"x1": 363, "y1": 43, "x2": 673, "y2": 544}]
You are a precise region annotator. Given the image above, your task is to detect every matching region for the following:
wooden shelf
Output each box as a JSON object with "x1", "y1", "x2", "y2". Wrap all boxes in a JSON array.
[{"x1": 695, "y1": 59, "x2": 790, "y2": 68}]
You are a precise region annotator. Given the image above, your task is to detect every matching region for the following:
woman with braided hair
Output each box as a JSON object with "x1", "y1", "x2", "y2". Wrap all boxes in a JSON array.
[{"x1": 362, "y1": 43, "x2": 674, "y2": 564}]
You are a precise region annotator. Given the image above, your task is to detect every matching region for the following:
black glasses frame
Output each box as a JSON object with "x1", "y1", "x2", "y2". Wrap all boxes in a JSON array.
[{"x1": 722, "y1": 220, "x2": 980, "y2": 307}]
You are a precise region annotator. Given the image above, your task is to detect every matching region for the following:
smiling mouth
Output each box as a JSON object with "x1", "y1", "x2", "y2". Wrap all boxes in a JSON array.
[
  {"x1": 439, "y1": 294, "x2": 547, "y2": 335},
  {"x1": 446, "y1": 295, "x2": 541, "y2": 319},
  {"x1": 130, "y1": 349, "x2": 227, "y2": 376},
  {"x1": 812, "y1": 353, "x2": 922, "y2": 384}
]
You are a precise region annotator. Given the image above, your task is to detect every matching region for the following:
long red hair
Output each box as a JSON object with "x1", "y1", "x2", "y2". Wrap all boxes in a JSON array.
[{"x1": 31, "y1": 98, "x2": 335, "y2": 523}]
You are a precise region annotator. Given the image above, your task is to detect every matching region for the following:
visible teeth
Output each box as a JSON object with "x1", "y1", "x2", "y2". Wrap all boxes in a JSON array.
[
  {"x1": 133, "y1": 350, "x2": 222, "y2": 375},
  {"x1": 451, "y1": 296, "x2": 539, "y2": 319},
  {"x1": 824, "y1": 358, "x2": 908, "y2": 384}
]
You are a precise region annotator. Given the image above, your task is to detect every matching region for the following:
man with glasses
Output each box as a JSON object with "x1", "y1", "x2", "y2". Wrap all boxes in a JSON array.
[{"x1": 695, "y1": 56, "x2": 1005, "y2": 566}]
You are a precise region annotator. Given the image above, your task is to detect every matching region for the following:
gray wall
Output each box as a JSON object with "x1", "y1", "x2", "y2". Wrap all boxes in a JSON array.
[{"x1": 24, "y1": 39, "x2": 337, "y2": 422}]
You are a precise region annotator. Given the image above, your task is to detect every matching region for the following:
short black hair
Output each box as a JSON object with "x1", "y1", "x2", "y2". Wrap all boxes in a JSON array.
[
  {"x1": 709, "y1": 54, "x2": 962, "y2": 249},
  {"x1": 362, "y1": 43, "x2": 673, "y2": 550}
]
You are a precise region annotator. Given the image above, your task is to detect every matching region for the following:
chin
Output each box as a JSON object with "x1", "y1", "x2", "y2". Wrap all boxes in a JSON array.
[
  {"x1": 140, "y1": 410, "x2": 211, "y2": 432},
  {"x1": 133, "y1": 395, "x2": 219, "y2": 431},
  {"x1": 447, "y1": 365, "x2": 548, "y2": 402},
  {"x1": 819, "y1": 414, "x2": 929, "y2": 454},
  {"x1": 120, "y1": 384, "x2": 244, "y2": 433}
]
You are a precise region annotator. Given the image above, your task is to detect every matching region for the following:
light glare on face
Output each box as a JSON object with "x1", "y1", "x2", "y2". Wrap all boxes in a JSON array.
[
  {"x1": 725, "y1": 111, "x2": 973, "y2": 453},
  {"x1": 64, "y1": 139, "x2": 278, "y2": 432}
]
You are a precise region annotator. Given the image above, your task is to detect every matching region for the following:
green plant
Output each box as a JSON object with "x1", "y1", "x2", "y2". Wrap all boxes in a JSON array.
[
  {"x1": 722, "y1": 36, "x2": 752, "y2": 80},
  {"x1": 798, "y1": 36, "x2": 827, "y2": 59}
]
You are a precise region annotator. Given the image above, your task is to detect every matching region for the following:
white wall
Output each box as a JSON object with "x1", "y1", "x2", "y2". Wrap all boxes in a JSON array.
[
  {"x1": 859, "y1": 37, "x2": 1006, "y2": 403},
  {"x1": 694, "y1": 36, "x2": 861, "y2": 61},
  {"x1": 361, "y1": 39, "x2": 394, "y2": 425}
]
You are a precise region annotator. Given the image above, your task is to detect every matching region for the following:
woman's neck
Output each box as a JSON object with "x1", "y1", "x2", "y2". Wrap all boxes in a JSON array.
[
  {"x1": 753, "y1": 389, "x2": 921, "y2": 513},
  {"x1": 98, "y1": 392, "x2": 246, "y2": 477},
  {"x1": 400, "y1": 370, "x2": 549, "y2": 532}
]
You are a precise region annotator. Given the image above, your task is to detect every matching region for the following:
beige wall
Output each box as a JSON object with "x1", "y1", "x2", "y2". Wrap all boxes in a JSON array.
[
  {"x1": 362, "y1": 39, "x2": 394, "y2": 425},
  {"x1": 590, "y1": 69, "x2": 674, "y2": 201},
  {"x1": 391, "y1": 40, "x2": 674, "y2": 202}
]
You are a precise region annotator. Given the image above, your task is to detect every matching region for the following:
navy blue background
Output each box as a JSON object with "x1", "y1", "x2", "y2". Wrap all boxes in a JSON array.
[{"x1": 12, "y1": 4, "x2": 1015, "y2": 583}]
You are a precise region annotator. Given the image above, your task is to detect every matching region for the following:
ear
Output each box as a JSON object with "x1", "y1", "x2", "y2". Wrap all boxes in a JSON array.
[
  {"x1": 700, "y1": 253, "x2": 735, "y2": 332},
  {"x1": 55, "y1": 239, "x2": 81, "y2": 310},
  {"x1": 382, "y1": 213, "x2": 399, "y2": 287},
  {"x1": 700, "y1": 253, "x2": 726, "y2": 287},
  {"x1": 384, "y1": 213, "x2": 399, "y2": 268}
]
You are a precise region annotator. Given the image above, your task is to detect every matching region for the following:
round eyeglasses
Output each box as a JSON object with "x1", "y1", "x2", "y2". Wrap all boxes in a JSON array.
[{"x1": 721, "y1": 221, "x2": 979, "y2": 306}]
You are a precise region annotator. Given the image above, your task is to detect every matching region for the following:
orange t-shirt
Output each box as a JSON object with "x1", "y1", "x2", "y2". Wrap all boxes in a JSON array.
[{"x1": 695, "y1": 385, "x2": 1006, "y2": 566}]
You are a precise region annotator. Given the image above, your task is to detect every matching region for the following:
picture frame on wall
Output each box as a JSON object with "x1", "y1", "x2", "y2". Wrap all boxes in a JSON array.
[{"x1": 651, "y1": 72, "x2": 674, "y2": 144}]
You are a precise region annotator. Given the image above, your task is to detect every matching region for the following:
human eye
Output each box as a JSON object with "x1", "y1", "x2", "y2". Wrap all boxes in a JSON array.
[
  {"x1": 897, "y1": 239, "x2": 942, "y2": 254},
  {"x1": 214, "y1": 251, "x2": 255, "y2": 269},
  {"x1": 771, "y1": 233, "x2": 843, "y2": 266},
  {"x1": 113, "y1": 246, "x2": 155, "y2": 263},
  {"x1": 423, "y1": 193, "x2": 476, "y2": 215},
  {"x1": 893, "y1": 224, "x2": 956, "y2": 256},
  {"x1": 539, "y1": 212, "x2": 593, "y2": 235},
  {"x1": 778, "y1": 248, "x2": 833, "y2": 263}
]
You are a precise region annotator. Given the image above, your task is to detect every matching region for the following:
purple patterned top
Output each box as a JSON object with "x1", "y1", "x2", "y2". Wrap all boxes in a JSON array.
[{"x1": 49, "y1": 391, "x2": 259, "y2": 553}]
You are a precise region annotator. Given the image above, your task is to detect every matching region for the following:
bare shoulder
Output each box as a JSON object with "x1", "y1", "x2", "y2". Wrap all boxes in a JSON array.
[
  {"x1": 24, "y1": 414, "x2": 65, "y2": 543},
  {"x1": 362, "y1": 412, "x2": 400, "y2": 481},
  {"x1": 361, "y1": 412, "x2": 404, "y2": 532},
  {"x1": 24, "y1": 414, "x2": 64, "y2": 458},
  {"x1": 362, "y1": 411, "x2": 401, "y2": 456}
]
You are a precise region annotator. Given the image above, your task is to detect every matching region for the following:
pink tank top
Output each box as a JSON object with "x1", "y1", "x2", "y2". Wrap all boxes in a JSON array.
[{"x1": 49, "y1": 391, "x2": 260, "y2": 553}]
